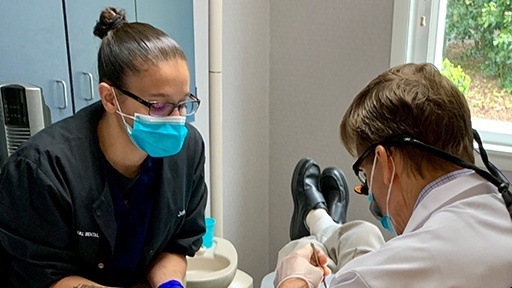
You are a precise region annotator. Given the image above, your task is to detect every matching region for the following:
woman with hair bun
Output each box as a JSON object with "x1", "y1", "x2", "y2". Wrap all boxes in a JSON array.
[{"x1": 0, "y1": 7, "x2": 206, "y2": 288}]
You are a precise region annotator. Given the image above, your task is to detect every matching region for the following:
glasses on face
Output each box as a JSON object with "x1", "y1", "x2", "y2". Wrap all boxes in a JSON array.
[
  {"x1": 114, "y1": 86, "x2": 200, "y2": 117},
  {"x1": 352, "y1": 131, "x2": 512, "y2": 220},
  {"x1": 351, "y1": 135, "x2": 430, "y2": 196},
  {"x1": 352, "y1": 142, "x2": 380, "y2": 196}
]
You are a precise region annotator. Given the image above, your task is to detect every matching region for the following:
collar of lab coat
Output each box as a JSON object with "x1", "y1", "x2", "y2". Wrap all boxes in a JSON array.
[{"x1": 403, "y1": 172, "x2": 497, "y2": 234}]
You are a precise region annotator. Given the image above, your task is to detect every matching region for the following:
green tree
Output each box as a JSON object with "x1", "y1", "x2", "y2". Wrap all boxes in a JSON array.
[
  {"x1": 446, "y1": 0, "x2": 512, "y2": 92},
  {"x1": 441, "y1": 58, "x2": 471, "y2": 96}
]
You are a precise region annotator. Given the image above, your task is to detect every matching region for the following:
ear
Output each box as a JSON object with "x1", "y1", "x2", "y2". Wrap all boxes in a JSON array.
[
  {"x1": 99, "y1": 82, "x2": 117, "y2": 114},
  {"x1": 375, "y1": 145, "x2": 396, "y2": 186}
]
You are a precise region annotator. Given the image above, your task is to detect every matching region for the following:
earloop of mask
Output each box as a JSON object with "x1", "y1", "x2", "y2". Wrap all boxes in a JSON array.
[
  {"x1": 368, "y1": 148, "x2": 397, "y2": 235},
  {"x1": 112, "y1": 88, "x2": 136, "y2": 123},
  {"x1": 385, "y1": 156, "x2": 396, "y2": 226}
]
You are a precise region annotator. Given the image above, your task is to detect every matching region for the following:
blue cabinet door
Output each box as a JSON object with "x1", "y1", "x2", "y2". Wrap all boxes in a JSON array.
[
  {"x1": 0, "y1": 0, "x2": 73, "y2": 123},
  {"x1": 136, "y1": 0, "x2": 196, "y2": 99},
  {"x1": 65, "y1": 1, "x2": 136, "y2": 113}
]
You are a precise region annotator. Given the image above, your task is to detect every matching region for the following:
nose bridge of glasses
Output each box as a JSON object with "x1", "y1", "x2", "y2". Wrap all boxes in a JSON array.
[{"x1": 170, "y1": 105, "x2": 182, "y2": 116}]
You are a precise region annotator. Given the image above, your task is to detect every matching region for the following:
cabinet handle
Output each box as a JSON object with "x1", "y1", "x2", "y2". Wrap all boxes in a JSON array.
[
  {"x1": 83, "y1": 72, "x2": 95, "y2": 101},
  {"x1": 56, "y1": 80, "x2": 68, "y2": 109}
]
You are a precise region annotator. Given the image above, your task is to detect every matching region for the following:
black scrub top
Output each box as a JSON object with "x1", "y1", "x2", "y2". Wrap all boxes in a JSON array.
[{"x1": 0, "y1": 101, "x2": 207, "y2": 287}]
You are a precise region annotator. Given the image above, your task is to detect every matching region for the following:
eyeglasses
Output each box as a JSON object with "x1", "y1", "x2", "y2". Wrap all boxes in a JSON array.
[
  {"x1": 351, "y1": 131, "x2": 512, "y2": 220},
  {"x1": 114, "y1": 86, "x2": 200, "y2": 117},
  {"x1": 351, "y1": 135, "x2": 463, "y2": 195},
  {"x1": 352, "y1": 141, "x2": 383, "y2": 196}
]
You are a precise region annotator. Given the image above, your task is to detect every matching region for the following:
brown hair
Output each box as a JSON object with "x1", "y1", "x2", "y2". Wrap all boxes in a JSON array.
[
  {"x1": 93, "y1": 7, "x2": 187, "y2": 87},
  {"x1": 340, "y1": 63, "x2": 474, "y2": 176}
]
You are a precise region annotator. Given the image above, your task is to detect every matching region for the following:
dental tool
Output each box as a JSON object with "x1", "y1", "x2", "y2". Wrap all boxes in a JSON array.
[{"x1": 310, "y1": 243, "x2": 328, "y2": 288}]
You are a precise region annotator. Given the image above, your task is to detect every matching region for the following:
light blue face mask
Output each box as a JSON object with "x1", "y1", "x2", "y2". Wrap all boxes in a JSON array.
[
  {"x1": 368, "y1": 154, "x2": 397, "y2": 235},
  {"x1": 125, "y1": 113, "x2": 188, "y2": 157},
  {"x1": 114, "y1": 89, "x2": 188, "y2": 157},
  {"x1": 368, "y1": 194, "x2": 396, "y2": 235}
]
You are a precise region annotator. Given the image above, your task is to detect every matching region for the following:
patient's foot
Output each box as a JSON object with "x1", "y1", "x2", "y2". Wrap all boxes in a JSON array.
[
  {"x1": 289, "y1": 158, "x2": 327, "y2": 240},
  {"x1": 319, "y1": 167, "x2": 350, "y2": 224}
]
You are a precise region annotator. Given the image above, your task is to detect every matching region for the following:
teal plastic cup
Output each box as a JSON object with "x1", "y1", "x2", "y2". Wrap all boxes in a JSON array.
[{"x1": 202, "y1": 217, "x2": 216, "y2": 248}]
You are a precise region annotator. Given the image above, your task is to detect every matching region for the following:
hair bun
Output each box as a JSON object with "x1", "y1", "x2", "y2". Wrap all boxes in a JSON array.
[{"x1": 93, "y1": 7, "x2": 127, "y2": 39}]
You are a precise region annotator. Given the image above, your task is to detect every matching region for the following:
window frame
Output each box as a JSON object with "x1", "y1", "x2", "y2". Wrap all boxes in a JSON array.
[{"x1": 390, "y1": 0, "x2": 512, "y2": 164}]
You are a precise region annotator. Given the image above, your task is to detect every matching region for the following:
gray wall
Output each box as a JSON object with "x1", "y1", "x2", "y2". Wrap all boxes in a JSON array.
[
  {"x1": 222, "y1": 0, "x2": 395, "y2": 284},
  {"x1": 268, "y1": 0, "x2": 394, "y2": 273},
  {"x1": 222, "y1": 0, "x2": 271, "y2": 284}
]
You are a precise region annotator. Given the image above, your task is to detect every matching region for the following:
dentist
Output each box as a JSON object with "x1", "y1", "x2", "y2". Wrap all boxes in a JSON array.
[
  {"x1": 275, "y1": 63, "x2": 512, "y2": 287},
  {"x1": 0, "y1": 7, "x2": 206, "y2": 288}
]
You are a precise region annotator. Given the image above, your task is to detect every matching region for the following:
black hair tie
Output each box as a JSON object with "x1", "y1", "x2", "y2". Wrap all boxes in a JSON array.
[{"x1": 111, "y1": 14, "x2": 125, "y2": 30}]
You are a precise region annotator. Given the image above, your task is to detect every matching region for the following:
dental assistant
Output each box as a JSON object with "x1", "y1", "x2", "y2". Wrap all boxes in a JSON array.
[
  {"x1": 0, "y1": 7, "x2": 207, "y2": 288},
  {"x1": 274, "y1": 63, "x2": 512, "y2": 287}
]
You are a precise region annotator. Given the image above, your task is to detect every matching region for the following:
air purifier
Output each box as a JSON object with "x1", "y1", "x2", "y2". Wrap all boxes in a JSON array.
[{"x1": 0, "y1": 83, "x2": 51, "y2": 168}]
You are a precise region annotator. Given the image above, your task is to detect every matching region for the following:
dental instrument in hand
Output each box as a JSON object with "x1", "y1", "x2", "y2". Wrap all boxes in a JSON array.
[{"x1": 310, "y1": 243, "x2": 328, "y2": 288}]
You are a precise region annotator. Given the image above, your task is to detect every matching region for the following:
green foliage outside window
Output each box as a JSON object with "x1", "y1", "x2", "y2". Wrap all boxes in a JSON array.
[
  {"x1": 441, "y1": 58, "x2": 471, "y2": 96},
  {"x1": 446, "y1": 0, "x2": 512, "y2": 92}
]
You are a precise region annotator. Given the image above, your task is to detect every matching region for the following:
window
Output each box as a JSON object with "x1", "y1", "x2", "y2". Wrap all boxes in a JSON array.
[{"x1": 391, "y1": 0, "x2": 512, "y2": 161}]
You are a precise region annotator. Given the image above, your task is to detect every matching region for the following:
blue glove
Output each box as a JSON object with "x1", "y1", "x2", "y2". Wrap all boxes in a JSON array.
[{"x1": 158, "y1": 280, "x2": 184, "y2": 288}]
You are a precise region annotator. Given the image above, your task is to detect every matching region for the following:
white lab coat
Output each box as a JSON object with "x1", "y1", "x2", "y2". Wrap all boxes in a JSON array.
[{"x1": 330, "y1": 172, "x2": 512, "y2": 288}]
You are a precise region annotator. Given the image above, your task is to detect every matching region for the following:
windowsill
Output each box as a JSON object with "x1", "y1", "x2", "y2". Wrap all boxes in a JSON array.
[
  {"x1": 481, "y1": 143, "x2": 512, "y2": 154},
  {"x1": 473, "y1": 118, "x2": 512, "y2": 145},
  {"x1": 476, "y1": 143, "x2": 512, "y2": 173},
  {"x1": 473, "y1": 118, "x2": 512, "y2": 172}
]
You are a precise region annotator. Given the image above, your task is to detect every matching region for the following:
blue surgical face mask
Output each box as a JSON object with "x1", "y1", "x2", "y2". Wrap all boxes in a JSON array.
[
  {"x1": 113, "y1": 89, "x2": 188, "y2": 157},
  {"x1": 368, "y1": 153, "x2": 397, "y2": 235}
]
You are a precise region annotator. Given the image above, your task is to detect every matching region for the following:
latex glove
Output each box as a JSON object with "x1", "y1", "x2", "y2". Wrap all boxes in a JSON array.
[{"x1": 274, "y1": 243, "x2": 331, "y2": 288}]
